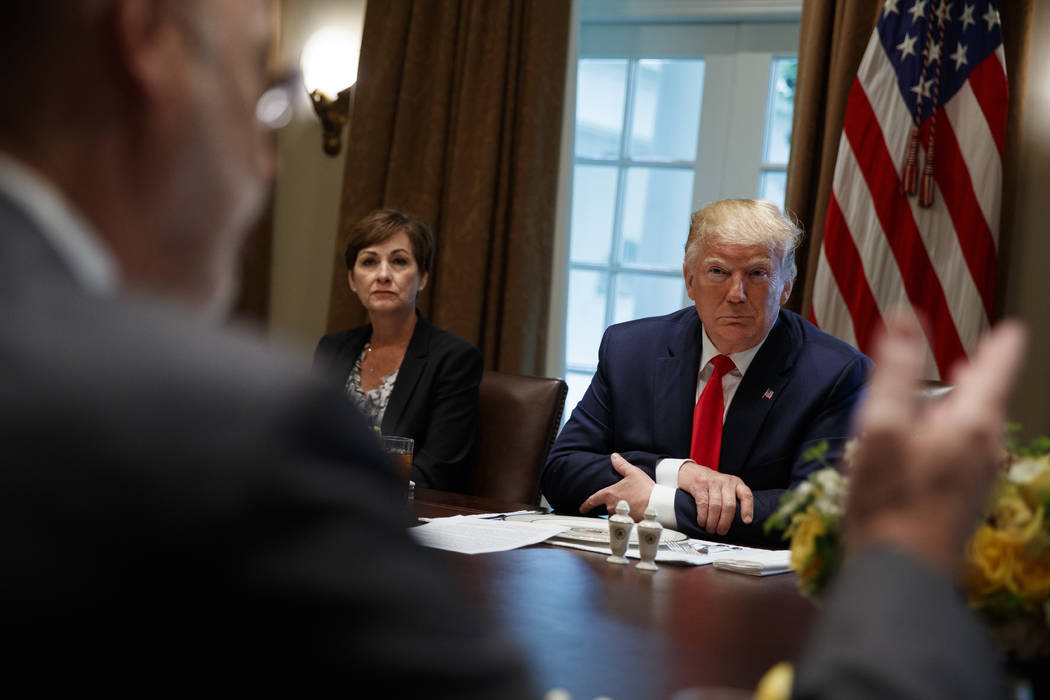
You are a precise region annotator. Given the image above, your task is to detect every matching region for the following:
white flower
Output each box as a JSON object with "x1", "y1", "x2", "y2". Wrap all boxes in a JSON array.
[{"x1": 1008, "y1": 456, "x2": 1050, "y2": 485}]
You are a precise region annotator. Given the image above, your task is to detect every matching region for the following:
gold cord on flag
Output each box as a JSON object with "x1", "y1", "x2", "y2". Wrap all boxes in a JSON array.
[{"x1": 903, "y1": 0, "x2": 948, "y2": 208}]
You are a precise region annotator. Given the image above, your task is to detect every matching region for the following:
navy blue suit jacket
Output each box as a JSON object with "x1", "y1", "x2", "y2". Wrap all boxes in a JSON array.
[{"x1": 542, "y1": 307, "x2": 873, "y2": 546}]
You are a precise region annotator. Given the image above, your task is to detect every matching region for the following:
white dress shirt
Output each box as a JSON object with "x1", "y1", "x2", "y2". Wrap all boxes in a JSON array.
[
  {"x1": 0, "y1": 153, "x2": 118, "y2": 294},
  {"x1": 646, "y1": 326, "x2": 771, "y2": 528}
]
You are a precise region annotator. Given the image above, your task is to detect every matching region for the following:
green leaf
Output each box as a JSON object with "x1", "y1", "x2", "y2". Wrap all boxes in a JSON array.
[{"x1": 802, "y1": 440, "x2": 830, "y2": 468}]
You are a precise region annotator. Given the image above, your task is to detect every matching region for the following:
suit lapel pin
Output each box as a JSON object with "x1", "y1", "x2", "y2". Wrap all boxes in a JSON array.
[{"x1": 763, "y1": 388, "x2": 774, "y2": 400}]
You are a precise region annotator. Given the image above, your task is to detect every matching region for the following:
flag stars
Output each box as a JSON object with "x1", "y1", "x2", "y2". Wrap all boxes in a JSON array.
[
  {"x1": 935, "y1": 1, "x2": 953, "y2": 23},
  {"x1": 897, "y1": 33, "x2": 919, "y2": 59},
  {"x1": 927, "y1": 42, "x2": 942, "y2": 64},
  {"x1": 908, "y1": 0, "x2": 928, "y2": 23},
  {"x1": 883, "y1": 0, "x2": 901, "y2": 16},
  {"x1": 949, "y1": 41, "x2": 968, "y2": 69},
  {"x1": 911, "y1": 76, "x2": 933, "y2": 99},
  {"x1": 959, "y1": 3, "x2": 976, "y2": 30},
  {"x1": 983, "y1": 6, "x2": 1001, "y2": 30}
]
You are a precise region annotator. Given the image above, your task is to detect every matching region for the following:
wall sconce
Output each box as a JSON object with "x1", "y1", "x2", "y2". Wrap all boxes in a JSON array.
[{"x1": 301, "y1": 27, "x2": 361, "y2": 156}]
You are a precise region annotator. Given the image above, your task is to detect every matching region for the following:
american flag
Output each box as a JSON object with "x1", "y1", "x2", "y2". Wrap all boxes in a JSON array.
[{"x1": 810, "y1": 0, "x2": 1007, "y2": 380}]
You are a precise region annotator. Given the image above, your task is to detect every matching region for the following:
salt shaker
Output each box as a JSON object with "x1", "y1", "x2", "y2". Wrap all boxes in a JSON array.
[
  {"x1": 606, "y1": 500, "x2": 633, "y2": 565},
  {"x1": 635, "y1": 506, "x2": 663, "y2": 571}
]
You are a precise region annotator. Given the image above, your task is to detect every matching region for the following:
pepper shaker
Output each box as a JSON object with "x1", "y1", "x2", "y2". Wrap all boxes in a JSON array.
[
  {"x1": 606, "y1": 500, "x2": 634, "y2": 565},
  {"x1": 635, "y1": 506, "x2": 663, "y2": 571}
]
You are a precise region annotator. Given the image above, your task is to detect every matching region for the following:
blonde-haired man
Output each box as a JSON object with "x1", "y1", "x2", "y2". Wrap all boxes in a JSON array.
[{"x1": 543, "y1": 199, "x2": 873, "y2": 545}]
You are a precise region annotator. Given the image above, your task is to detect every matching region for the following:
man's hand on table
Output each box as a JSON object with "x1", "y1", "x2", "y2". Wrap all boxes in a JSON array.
[
  {"x1": 678, "y1": 462, "x2": 754, "y2": 536},
  {"x1": 579, "y1": 453, "x2": 654, "y2": 520}
]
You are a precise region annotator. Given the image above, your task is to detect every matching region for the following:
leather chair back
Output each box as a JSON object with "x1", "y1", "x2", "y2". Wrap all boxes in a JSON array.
[{"x1": 471, "y1": 370, "x2": 568, "y2": 505}]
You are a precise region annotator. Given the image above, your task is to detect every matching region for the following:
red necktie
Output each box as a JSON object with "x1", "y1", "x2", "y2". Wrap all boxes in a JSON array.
[{"x1": 689, "y1": 354, "x2": 735, "y2": 471}]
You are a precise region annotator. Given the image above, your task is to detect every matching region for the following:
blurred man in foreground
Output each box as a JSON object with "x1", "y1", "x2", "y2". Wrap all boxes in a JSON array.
[
  {"x1": 794, "y1": 316, "x2": 1025, "y2": 699},
  {"x1": 0, "y1": 1, "x2": 531, "y2": 695}
]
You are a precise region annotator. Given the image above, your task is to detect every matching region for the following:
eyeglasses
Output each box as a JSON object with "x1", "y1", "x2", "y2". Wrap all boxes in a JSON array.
[{"x1": 255, "y1": 68, "x2": 302, "y2": 131}]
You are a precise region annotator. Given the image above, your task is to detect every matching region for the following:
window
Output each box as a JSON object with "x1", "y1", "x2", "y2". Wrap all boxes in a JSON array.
[
  {"x1": 758, "y1": 57, "x2": 798, "y2": 208},
  {"x1": 556, "y1": 19, "x2": 801, "y2": 417}
]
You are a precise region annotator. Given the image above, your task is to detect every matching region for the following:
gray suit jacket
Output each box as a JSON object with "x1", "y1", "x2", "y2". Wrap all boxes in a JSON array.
[
  {"x1": 793, "y1": 547, "x2": 1007, "y2": 700},
  {"x1": 0, "y1": 187, "x2": 534, "y2": 697}
]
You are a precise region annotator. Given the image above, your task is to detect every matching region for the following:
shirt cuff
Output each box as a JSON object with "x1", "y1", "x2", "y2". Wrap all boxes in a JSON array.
[
  {"x1": 646, "y1": 484, "x2": 679, "y2": 529},
  {"x1": 655, "y1": 457, "x2": 690, "y2": 486}
]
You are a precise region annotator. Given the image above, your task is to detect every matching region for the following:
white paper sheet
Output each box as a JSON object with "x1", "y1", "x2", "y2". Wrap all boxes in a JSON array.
[
  {"x1": 411, "y1": 516, "x2": 570, "y2": 554},
  {"x1": 546, "y1": 539, "x2": 709, "y2": 565}
]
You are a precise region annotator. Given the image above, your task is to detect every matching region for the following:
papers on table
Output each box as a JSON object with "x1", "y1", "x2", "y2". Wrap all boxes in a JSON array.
[
  {"x1": 411, "y1": 515, "x2": 569, "y2": 554},
  {"x1": 411, "y1": 513, "x2": 792, "y2": 574},
  {"x1": 545, "y1": 537, "x2": 789, "y2": 570},
  {"x1": 709, "y1": 548, "x2": 792, "y2": 576},
  {"x1": 546, "y1": 539, "x2": 708, "y2": 565}
]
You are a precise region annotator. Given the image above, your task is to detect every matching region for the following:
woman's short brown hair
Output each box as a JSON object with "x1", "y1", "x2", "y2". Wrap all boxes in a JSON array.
[{"x1": 344, "y1": 209, "x2": 435, "y2": 275}]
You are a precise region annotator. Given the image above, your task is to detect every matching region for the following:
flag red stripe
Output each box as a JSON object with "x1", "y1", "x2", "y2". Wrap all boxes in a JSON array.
[
  {"x1": 822, "y1": 193, "x2": 884, "y2": 355},
  {"x1": 929, "y1": 111, "x2": 997, "y2": 320},
  {"x1": 841, "y1": 81, "x2": 966, "y2": 377},
  {"x1": 966, "y1": 53, "x2": 1009, "y2": 159}
]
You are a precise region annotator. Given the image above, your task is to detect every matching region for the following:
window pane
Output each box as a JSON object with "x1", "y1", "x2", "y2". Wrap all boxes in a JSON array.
[
  {"x1": 575, "y1": 59, "x2": 628, "y2": 159},
  {"x1": 562, "y1": 370, "x2": 595, "y2": 427},
  {"x1": 612, "y1": 272, "x2": 685, "y2": 324},
  {"x1": 762, "y1": 58, "x2": 796, "y2": 165},
  {"x1": 759, "y1": 169, "x2": 787, "y2": 211},
  {"x1": 620, "y1": 167, "x2": 694, "y2": 268},
  {"x1": 629, "y1": 59, "x2": 705, "y2": 162},
  {"x1": 565, "y1": 269, "x2": 608, "y2": 367},
  {"x1": 569, "y1": 165, "x2": 618, "y2": 264}
]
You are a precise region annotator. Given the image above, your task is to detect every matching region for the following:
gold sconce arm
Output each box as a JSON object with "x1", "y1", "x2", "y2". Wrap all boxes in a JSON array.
[{"x1": 309, "y1": 85, "x2": 354, "y2": 156}]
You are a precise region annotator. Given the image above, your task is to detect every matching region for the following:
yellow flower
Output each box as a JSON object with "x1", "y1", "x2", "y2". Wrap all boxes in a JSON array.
[
  {"x1": 790, "y1": 507, "x2": 826, "y2": 585},
  {"x1": 1009, "y1": 549, "x2": 1050, "y2": 600},
  {"x1": 989, "y1": 485, "x2": 1040, "y2": 541},
  {"x1": 754, "y1": 662, "x2": 793, "y2": 700},
  {"x1": 966, "y1": 524, "x2": 1019, "y2": 598}
]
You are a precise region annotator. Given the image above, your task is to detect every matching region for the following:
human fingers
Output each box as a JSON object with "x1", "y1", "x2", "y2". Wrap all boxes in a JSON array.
[
  {"x1": 580, "y1": 486, "x2": 612, "y2": 514},
  {"x1": 610, "y1": 452, "x2": 636, "y2": 477},
  {"x1": 716, "y1": 480, "x2": 737, "y2": 535},
  {"x1": 947, "y1": 321, "x2": 1026, "y2": 421},
  {"x1": 705, "y1": 484, "x2": 723, "y2": 534},
  {"x1": 694, "y1": 485, "x2": 710, "y2": 532},
  {"x1": 737, "y1": 481, "x2": 754, "y2": 525},
  {"x1": 858, "y1": 314, "x2": 925, "y2": 437}
]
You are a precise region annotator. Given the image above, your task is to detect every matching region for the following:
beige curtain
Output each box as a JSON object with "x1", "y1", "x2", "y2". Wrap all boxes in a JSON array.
[
  {"x1": 785, "y1": 0, "x2": 1034, "y2": 318},
  {"x1": 325, "y1": 0, "x2": 572, "y2": 375}
]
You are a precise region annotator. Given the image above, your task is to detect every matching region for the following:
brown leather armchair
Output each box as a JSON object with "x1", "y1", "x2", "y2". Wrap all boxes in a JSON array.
[{"x1": 470, "y1": 370, "x2": 568, "y2": 505}]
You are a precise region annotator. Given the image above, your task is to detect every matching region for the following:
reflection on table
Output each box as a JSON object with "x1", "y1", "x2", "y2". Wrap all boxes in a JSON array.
[{"x1": 413, "y1": 488, "x2": 816, "y2": 700}]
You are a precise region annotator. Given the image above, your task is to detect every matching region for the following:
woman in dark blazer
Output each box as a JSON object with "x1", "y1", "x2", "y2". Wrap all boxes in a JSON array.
[{"x1": 315, "y1": 210, "x2": 482, "y2": 492}]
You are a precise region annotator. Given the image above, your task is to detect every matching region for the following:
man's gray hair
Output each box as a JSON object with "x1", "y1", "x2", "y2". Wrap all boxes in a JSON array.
[{"x1": 684, "y1": 199, "x2": 804, "y2": 283}]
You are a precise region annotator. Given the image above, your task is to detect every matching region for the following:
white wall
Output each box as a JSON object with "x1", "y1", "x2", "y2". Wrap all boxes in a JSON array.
[
  {"x1": 269, "y1": 0, "x2": 366, "y2": 357},
  {"x1": 1002, "y1": 0, "x2": 1050, "y2": 439}
]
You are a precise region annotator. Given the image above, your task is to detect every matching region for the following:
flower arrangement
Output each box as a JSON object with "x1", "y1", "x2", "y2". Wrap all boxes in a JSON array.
[
  {"x1": 964, "y1": 429, "x2": 1050, "y2": 661},
  {"x1": 765, "y1": 429, "x2": 1050, "y2": 661},
  {"x1": 762, "y1": 440, "x2": 849, "y2": 599}
]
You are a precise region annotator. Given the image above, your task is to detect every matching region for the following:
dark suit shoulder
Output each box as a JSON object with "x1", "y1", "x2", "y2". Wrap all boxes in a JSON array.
[
  {"x1": 600, "y1": 307, "x2": 696, "y2": 352},
  {"x1": 315, "y1": 325, "x2": 369, "y2": 364},
  {"x1": 416, "y1": 318, "x2": 482, "y2": 364},
  {"x1": 781, "y1": 309, "x2": 873, "y2": 374}
]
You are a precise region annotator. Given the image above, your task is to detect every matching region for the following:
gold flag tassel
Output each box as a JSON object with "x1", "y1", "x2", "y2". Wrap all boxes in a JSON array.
[
  {"x1": 919, "y1": 155, "x2": 936, "y2": 207},
  {"x1": 902, "y1": 126, "x2": 921, "y2": 196}
]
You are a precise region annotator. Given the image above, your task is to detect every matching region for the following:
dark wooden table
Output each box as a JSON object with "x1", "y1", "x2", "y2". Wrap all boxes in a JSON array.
[{"x1": 414, "y1": 488, "x2": 817, "y2": 700}]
